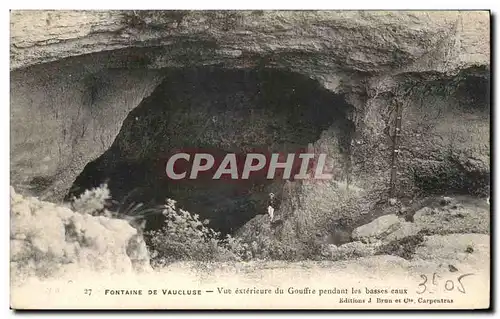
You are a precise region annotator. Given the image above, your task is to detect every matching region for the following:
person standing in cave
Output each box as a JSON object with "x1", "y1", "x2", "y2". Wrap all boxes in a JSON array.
[{"x1": 267, "y1": 192, "x2": 276, "y2": 222}]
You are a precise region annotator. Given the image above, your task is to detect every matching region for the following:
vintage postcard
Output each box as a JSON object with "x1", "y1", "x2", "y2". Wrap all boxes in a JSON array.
[{"x1": 9, "y1": 10, "x2": 491, "y2": 310}]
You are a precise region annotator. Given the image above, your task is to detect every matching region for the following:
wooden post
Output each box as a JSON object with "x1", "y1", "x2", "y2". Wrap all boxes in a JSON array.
[{"x1": 389, "y1": 98, "x2": 402, "y2": 199}]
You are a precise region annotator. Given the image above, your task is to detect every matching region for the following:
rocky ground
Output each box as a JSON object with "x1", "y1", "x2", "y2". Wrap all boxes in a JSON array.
[{"x1": 10, "y1": 187, "x2": 490, "y2": 309}]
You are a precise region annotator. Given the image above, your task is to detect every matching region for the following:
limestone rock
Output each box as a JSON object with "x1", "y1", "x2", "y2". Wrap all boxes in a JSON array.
[
  {"x1": 9, "y1": 11, "x2": 490, "y2": 202},
  {"x1": 126, "y1": 234, "x2": 152, "y2": 273},
  {"x1": 10, "y1": 187, "x2": 151, "y2": 283},
  {"x1": 8, "y1": 11, "x2": 490, "y2": 258},
  {"x1": 352, "y1": 214, "x2": 402, "y2": 243},
  {"x1": 440, "y1": 196, "x2": 454, "y2": 206},
  {"x1": 385, "y1": 222, "x2": 422, "y2": 242},
  {"x1": 10, "y1": 11, "x2": 489, "y2": 74}
]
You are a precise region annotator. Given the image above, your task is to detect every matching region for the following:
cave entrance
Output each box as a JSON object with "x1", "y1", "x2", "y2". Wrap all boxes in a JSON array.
[{"x1": 67, "y1": 67, "x2": 354, "y2": 235}]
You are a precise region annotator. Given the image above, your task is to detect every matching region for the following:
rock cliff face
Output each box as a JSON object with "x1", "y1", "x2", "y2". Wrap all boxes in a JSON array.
[
  {"x1": 10, "y1": 10, "x2": 490, "y2": 241},
  {"x1": 10, "y1": 11, "x2": 489, "y2": 74}
]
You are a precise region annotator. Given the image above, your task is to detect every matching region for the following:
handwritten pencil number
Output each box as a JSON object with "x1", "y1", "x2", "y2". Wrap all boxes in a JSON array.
[
  {"x1": 445, "y1": 280, "x2": 454, "y2": 291},
  {"x1": 417, "y1": 274, "x2": 427, "y2": 294},
  {"x1": 418, "y1": 273, "x2": 474, "y2": 294},
  {"x1": 432, "y1": 272, "x2": 440, "y2": 285},
  {"x1": 84, "y1": 288, "x2": 92, "y2": 296},
  {"x1": 457, "y1": 273, "x2": 474, "y2": 294}
]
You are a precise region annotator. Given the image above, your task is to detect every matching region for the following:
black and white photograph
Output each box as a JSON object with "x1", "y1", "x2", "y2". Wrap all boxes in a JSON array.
[{"x1": 8, "y1": 9, "x2": 491, "y2": 310}]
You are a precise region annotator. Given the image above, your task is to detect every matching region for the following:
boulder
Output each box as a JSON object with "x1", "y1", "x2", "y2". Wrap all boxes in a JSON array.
[
  {"x1": 440, "y1": 196, "x2": 454, "y2": 206},
  {"x1": 10, "y1": 187, "x2": 151, "y2": 284},
  {"x1": 385, "y1": 221, "x2": 422, "y2": 242},
  {"x1": 352, "y1": 214, "x2": 402, "y2": 243}
]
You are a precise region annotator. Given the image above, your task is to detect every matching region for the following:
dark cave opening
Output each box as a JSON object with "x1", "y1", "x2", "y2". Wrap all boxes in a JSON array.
[{"x1": 66, "y1": 67, "x2": 355, "y2": 235}]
